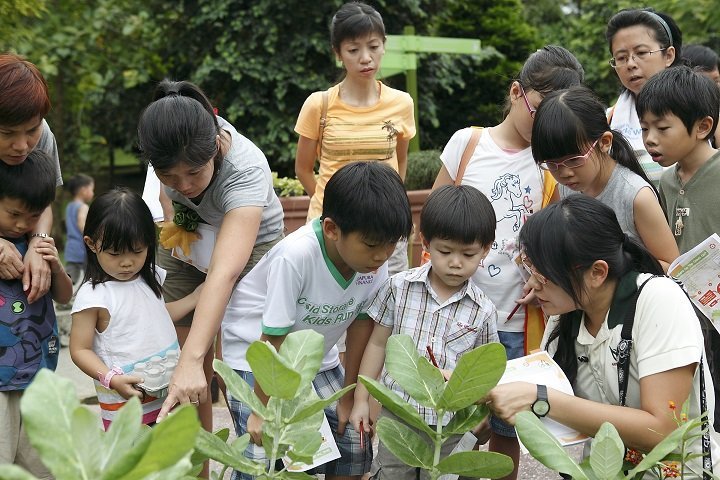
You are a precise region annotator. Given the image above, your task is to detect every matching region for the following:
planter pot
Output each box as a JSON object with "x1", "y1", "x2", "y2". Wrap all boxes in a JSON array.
[
  {"x1": 279, "y1": 195, "x2": 311, "y2": 235},
  {"x1": 279, "y1": 189, "x2": 432, "y2": 268}
]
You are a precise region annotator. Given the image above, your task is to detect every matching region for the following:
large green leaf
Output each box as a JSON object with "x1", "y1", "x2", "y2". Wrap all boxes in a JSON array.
[
  {"x1": 213, "y1": 359, "x2": 267, "y2": 419},
  {"x1": 443, "y1": 404, "x2": 488, "y2": 436},
  {"x1": 385, "y1": 335, "x2": 445, "y2": 408},
  {"x1": 358, "y1": 375, "x2": 434, "y2": 436},
  {"x1": 103, "y1": 431, "x2": 152, "y2": 480},
  {"x1": 514, "y1": 411, "x2": 589, "y2": 480},
  {"x1": 376, "y1": 417, "x2": 433, "y2": 469},
  {"x1": 438, "y1": 343, "x2": 506, "y2": 411},
  {"x1": 278, "y1": 330, "x2": 324, "y2": 386},
  {"x1": 626, "y1": 418, "x2": 700, "y2": 477},
  {"x1": 247, "y1": 341, "x2": 301, "y2": 399},
  {"x1": 589, "y1": 423, "x2": 624, "y2": 479},
  {"x1": 101, "y1": 398, "x2": 145, "y2": 477},
  {"x1": 436, "y1": 451, "x2": 514, "y2": 478},
  {"x1": 21, "y1": 369, "x2": 95, "y2": 479},
  {"x1": 284, "y1": 430, "x2": 323, "y2": 464},
  {"x1": 0, "y1": 464, "x2": 37, "y2": 480},
  {"x1": 194, "y1": 430, "x2": 265, "y2": 476},
  {"x1": 138, "y1": 458, "x2": 194, "y2": 480},
  {"x1": 116, "y1": 405, "x2": 199, "y2": 478},
  {"x1": 286, "y1": 384, "x2": 354, "y2": 423},
  {"x1": 70, "y1": 407, "x2": 103, "y2": 478}
]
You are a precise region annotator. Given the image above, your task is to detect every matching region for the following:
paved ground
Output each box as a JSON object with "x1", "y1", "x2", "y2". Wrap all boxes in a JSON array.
[{"x1": 54, "y1": 309, "x2": 581, "y2": 479}]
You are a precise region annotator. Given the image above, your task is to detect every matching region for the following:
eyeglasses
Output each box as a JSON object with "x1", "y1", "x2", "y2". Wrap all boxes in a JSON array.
[
  {"x1": 539, "y1": 139, "x2": 600, "y2": 171},
  {"x1": 518, "y1": 84, "x2": 536, "y2": 119},
  {"x1": 609, "y1": 48, "x2": 667, "y2": 68},
  {"x1": 521, "y1": 253, "x2": 547, "y2": 285}
]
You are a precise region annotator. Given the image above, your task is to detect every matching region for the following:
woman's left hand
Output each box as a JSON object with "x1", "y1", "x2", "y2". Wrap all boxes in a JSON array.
[{"x1": 484, "y1": 381, "x2": 538, "y2": 425}]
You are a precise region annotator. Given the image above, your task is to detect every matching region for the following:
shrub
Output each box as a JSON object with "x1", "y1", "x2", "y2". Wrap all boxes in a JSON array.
[{"x1": 405, "y1": 150, "x2": 442, "y2": 190}]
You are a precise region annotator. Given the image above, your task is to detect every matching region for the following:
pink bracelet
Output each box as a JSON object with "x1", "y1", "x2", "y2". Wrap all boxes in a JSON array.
[{"x1": 98, "y1": 366, "x2": 124, "y2": 389}]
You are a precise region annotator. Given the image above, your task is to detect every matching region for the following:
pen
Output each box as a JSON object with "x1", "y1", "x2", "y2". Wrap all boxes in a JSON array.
[
  {"x1": 359, "y1": 421, "x2": 365, "y2": 448},
  {"x1": 426, "y1": 345, "x2": 439, "y2": 368},
  {"x1": 507, "y1": 302, "x2": 522, "y2": 320}
]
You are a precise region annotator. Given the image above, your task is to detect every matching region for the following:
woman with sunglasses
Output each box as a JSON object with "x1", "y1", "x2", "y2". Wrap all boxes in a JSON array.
[
  {"x1": 606, "y1": 8, "x2": 683, "y2": 187},
  {"x1": 432, "y1": 46, "x2": 584, "y2": 480},
  {"x1": 531, "y1": 85, "x2": 677, "y2": 271},
  {"x1": 486, "y1": 194, "x2": 718, "y2": 478}
]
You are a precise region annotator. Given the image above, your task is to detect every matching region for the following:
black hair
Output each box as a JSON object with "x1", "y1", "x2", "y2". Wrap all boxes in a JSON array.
[
  {"x1": 322, "y1": 162, "x2": 412, "y2": 243},
  {"x1": 606, "y1": 9, "x2": 683, "y2": 67},
  {"x1": 683, "y1": 44, "x2": 720, "y2": 72},
  {"x1": 0, "y1": 150, "x2": 56, "y2": 212},
  {"x1": 64, "y1": 173, "x2": 94, "y2": 197},
  {"x1": 531, "y1": 85, "x2": 655, "y2": 192},
  {"x1": 521, "y1": 195, "x2": 663, "y2": 384},
  {"x1": 636, "y1": 66, "x2": 720, "y2": 141},
  {"x1": 420, "y1": 185, "x2": 495, "y2": 247},
  {"x1": 137, "y1": 79, "x2": 221, "y2": 173},
  {"x1": 82, "y1": 187, "x2": 161, "y2": 297},
  {"x1": 517, "y1": 45, "x2": 585, "y2": 96},
  {"x1": 330, "y1": 2, "x2": 386, "y2": 51}
]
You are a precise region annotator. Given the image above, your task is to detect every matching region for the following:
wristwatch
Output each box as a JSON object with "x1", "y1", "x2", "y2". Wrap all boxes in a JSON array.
[{"x1": 531, "y1": 384, "x2": 550, "y2": 418}]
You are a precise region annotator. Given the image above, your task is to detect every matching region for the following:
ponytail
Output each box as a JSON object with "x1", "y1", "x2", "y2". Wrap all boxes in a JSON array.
[{"x1": 609, "y1": 130, "x2": 659, "y2": 197}]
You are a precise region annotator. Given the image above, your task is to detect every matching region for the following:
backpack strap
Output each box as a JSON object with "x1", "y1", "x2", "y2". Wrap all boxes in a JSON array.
[
  {"x1": 317, "y1": 89, "x2": 330, "y2": 159},
  {"x1": 616, "y1": 275, "x2": 656, "y2": 406},
  {"x1": 455, "y1": 127, "x2": 483, "y2": 186}
]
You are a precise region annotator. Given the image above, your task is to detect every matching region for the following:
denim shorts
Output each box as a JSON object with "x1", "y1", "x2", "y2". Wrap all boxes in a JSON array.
[
  {"x1": 490, "y1": 331, "x2": 525, "y2": 437},
  {"x1": 227, "y1": 365, "x2": 372, "y2": 480}
]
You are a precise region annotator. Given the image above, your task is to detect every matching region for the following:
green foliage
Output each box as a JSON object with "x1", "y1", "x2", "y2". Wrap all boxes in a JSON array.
[
  {"x1": 0, "y1": 369, "x2": 200, "y2": 480},
  {"x1": 514, "y1": 410, "x2": 711, "y2": 479},
  {"x1": 360, "y1": 335, "x2": 512, "y2": 479},
  {"x1": 405, "y1": 150, "x2": 441, "y2": 190},
  {"x1": 197, "y1": 330, "x2": 350, "y2": 479},
  {"x1": 272, "y1": 173, "x2": 306, "y2": 197}
]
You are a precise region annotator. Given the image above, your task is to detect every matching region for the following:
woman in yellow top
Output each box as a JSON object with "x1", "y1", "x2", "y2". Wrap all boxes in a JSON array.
[{"x1": 294, "y1": 2, "x2": 415, "y2": 272}]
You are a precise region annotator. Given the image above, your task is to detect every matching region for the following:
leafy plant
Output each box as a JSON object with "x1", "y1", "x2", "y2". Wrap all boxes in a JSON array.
[
  {"x1": 272, "y1": 172, "x2": 306, "y2": 197},
  {"x1": 359, "y1": 334, "x2": 513, "y2": 480},
  {"x1": 0, "y1": 369, "x2": 201, "y2": 480},
  {"x1": 514, "y1": 407, "x2": 714, "y2": 479},
  {"x1": 194, "y1": 330, "x2": 353, "y2": 479},
  {"x1": 405, "y1": 150, "x2": 442, "y2": 190}
]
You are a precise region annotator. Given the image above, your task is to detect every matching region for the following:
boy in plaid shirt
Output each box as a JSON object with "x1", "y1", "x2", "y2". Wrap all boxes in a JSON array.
[{"x1": 349, "y1": 185, "x2": 499, "y2": 480}]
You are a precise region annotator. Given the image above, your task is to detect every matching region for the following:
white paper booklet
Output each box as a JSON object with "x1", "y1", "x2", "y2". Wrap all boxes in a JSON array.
[
  {"x1": 668, "y1": 233, "x2": 720, "y2": 329},
  {"x1": 282, "y1": 414, "x2": 341, "y2": 472},
  {"x1": 499, "y1": 351, "x2": 589, "y2": 447},
  {"x1": 170, "y1": 223, "x2": 217, "y2": 273}
]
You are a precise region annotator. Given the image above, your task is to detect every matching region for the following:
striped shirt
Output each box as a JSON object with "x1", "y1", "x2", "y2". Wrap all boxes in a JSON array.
[{"x1": 366, "y1": 262, "x2": 499, "y2": 426}]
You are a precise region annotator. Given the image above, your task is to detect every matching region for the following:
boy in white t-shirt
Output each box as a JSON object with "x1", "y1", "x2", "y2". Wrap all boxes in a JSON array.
[{"x1": 221, "y1": 161, "x2": 413, "y2": 480}]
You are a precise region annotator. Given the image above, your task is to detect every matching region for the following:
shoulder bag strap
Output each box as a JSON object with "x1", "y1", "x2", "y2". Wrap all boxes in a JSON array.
[
  {"x1": 454, "y1": 127, "x2": 483, "y2": 186},
  {"x1": 617, "y1": 276, "x2": 657, "y2": 407},
  {"x1": 317, "y1": 89, "x2": 330, "y2": 159}
]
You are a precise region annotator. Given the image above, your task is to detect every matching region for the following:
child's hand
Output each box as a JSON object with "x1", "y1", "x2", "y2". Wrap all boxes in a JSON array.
[
  {"x1": 440, "y1": 368, "x2": 452, "y2": 381},
  {"x1": 247, "y1": 412, "x2": 264, "y2": 446},
  {"x1": 516, "y1": 280, "x2": 537, "y2": 305},
  {"x1": 34, "y1": 238, "x2": 64, "y2": 275},
  {"x1": 349, "y1": 398, "x2": 370, "y2": 434},
  {"x1": 336, "y1": 392, "x2": 354, "y2": 435},
  {"x1": 110, "y1": 374, "x2": 145, "y2": 400}
]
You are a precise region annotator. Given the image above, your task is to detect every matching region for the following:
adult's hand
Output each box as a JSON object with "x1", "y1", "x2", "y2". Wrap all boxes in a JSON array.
[
  {"x1": 0, "y1": 238, "x2": 23, "y2": 280},
  {"x1": 156, "y1": 357, "x2": 207, "y2": 421},
  {"x1": 23, "y1": 237, "x2": 52, "y2": 303},
  {"x1": 484, "y1": 381, "x2": 537, "y2": 425}
]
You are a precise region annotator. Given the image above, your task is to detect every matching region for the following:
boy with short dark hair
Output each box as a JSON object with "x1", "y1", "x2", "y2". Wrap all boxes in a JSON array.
[
  {"x1": 0, "y1": 151, "x2": 73, "y2": 478},
  {"x1": 221, "y1": 161, "x2": 414, "y2": 480},
  {"x1": 637, "y1": 65, "x2": 720, "y2": 253},
  {"x1": 349, "y1": 184, "x2": 499, "y2": 480},
  {"x1": 637, "y1": 65, "x2": 720, "y2": 430}
]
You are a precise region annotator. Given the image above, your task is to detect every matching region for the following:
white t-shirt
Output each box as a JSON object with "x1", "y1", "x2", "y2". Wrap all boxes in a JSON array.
[
  {"x1": 543, "y1": 274, "x2": 719, "y2": 476},
  {"x1": 71, "y1": 268, "x2": 179, "y2": 426},
  {"x1": 221, "y1": 219, "x2": 388, "y2": 372},
  {"x1": 441, "y1": 127, "x2": 544, "y2": 332}
]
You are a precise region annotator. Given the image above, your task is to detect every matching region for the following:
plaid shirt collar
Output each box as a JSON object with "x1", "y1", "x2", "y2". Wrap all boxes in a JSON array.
[{"x1": 405, "y1": 261, "x2": 481, "y2": 306}]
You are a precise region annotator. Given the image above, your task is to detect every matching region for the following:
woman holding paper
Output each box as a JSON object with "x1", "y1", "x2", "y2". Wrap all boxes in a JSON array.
[
  {"x1": 486, "y1": 195, "x2": 717, "y2": 476},
  {"x1": 136, "y1": 80, "x2": 284, "y2": 446}
]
